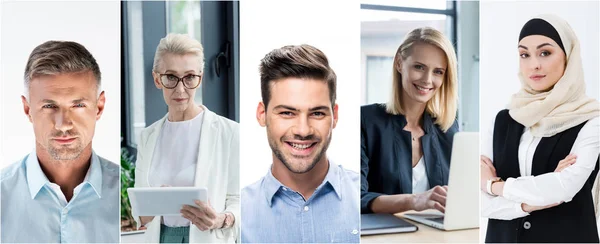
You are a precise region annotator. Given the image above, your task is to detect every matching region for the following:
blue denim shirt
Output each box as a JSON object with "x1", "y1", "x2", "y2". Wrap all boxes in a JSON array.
[
  {"x1": 1, "y1": 150, "x2": 120, "y2": 243},
  {"x1": 241, "y1": 162, "x2": 360, "y2": 243}
]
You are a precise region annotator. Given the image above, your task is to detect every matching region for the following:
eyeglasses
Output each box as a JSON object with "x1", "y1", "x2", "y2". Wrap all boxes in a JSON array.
[{"x1": 157, "y1": 73, "x2": 202, "y2": 89}]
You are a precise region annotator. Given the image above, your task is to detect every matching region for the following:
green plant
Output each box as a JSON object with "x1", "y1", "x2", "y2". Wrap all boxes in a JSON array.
[{"x1": 121, "y1": 146, "x2": 137, "y2": 232}]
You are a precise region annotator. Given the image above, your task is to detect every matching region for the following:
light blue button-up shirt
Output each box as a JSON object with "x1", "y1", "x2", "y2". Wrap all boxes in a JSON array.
[
  {"x1": 1, "y1": 150, "x2": 120, "y2": 243},
  {"x1": 241, "y1": 162, "x2": 360, "y2": 243}
]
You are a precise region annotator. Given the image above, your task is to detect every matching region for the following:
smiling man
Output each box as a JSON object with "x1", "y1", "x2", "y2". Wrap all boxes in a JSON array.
[
  {"x1": 241, "y1": 45, "x2": 360, "y2": 243},
  {"x1": 1, "y1": 41, "x2": 119, "y2": 243}
]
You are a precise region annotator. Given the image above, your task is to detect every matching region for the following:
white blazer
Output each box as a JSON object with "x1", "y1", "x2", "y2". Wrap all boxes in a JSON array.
[{"x1": 133, "y1": 106, "x2": 240, "y2": 243}]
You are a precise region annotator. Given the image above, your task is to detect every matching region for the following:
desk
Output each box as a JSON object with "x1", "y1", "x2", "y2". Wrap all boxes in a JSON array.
[{"x1": 361, "y1": 212, "x2": 479, "y2": 243}]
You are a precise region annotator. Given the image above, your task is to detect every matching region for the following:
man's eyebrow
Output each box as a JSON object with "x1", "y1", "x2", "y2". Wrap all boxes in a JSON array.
[
  {"x1": 272, "y1": 105, "x2": 299, "y2": 111},
  {"x1": 309, "y1": 106, "x2": 330, "y2": 111},
  {"x1": 40, "y1": 99, "x2": 57, "y2": 104},
  {"x1": 72, "y1": 98, "x2": 89, "y2": 103}
]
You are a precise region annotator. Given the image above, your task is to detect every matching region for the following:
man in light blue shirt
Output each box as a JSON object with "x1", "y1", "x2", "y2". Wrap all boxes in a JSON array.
[
  {"x1": 242, "y1": 45, "x2": 360, "y2": 243},
  {"x1": 1, "y1": 40, "x2": 119, "y2": 243}
]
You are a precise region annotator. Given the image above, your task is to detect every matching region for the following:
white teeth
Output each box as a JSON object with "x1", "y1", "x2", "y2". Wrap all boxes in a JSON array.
[
  {"x1": 415, "y1": 85, "x2": 431, "y2": 91},
  {"x1": 291, "y1": 143, "x2": 311, "y2": 149}
]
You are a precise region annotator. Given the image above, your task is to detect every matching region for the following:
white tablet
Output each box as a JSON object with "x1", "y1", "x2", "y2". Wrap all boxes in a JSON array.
[{"x1": 128, "y1": 187, "x2": 208, "y2": 216}]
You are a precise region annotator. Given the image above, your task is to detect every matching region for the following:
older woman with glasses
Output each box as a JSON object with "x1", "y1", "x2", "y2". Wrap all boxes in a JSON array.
[{"x1": 131, "y1": 33, "x2": 240, "y2": 243}]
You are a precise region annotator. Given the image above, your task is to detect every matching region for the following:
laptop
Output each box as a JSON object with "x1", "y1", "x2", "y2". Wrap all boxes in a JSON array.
[
  {"x1": 403, "y1": 132, "x2": 480, "y2": 231},
  {"x1": 361, "y1": 213, "x2": 418, "y2": 235}
]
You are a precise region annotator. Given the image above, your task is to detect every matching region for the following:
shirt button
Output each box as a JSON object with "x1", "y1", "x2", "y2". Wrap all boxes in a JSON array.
[
  {"x1": 351, "y1": 229, "x2": 358, "y2": 235},
  {"x1": 523, "y1": 221, "x2": 531, "y2": 229},
  {"x1": 62, "y1": 209, "x2": 68, "y2": 214},
  {"x1": 303, "y1": 206, "x2": 309, "y2": 211},
  {"x1": 283, "y1": 187, "x2": 288, "y2": 191}
]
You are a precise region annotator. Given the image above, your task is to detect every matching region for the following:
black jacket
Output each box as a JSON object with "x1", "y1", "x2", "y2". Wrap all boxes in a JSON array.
[
  {"x1": 360, "y1": 103, "x2": 458, "y2": 213},
  {"x1": 485, "y1": 109, "x2": 599, "y2": 243}
]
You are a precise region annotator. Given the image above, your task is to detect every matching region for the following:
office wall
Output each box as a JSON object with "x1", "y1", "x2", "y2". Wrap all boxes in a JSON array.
[
  {"x1": 239, "y1": 0, "x2": 361, "y2": 188},
  {"x1": 0, "y1": 1, "x2": 121, "y2": 167}
]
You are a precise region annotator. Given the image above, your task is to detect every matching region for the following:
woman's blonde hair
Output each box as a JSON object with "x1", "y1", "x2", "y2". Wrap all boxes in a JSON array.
[
  {"x1": 386, "y1": 27, "x2": 458, "y2": 132},
  {"x1": 152, "y1": 33, "x2": 204, "y2": 73}
]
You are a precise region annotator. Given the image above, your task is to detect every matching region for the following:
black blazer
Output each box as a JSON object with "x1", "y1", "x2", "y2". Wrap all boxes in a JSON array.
[
  {"x1": 486, "y1": 110, "x2": 599, "y2": 243},
  {"x1": 360, "y1": 103, "x2": 458, "y2": 213}
]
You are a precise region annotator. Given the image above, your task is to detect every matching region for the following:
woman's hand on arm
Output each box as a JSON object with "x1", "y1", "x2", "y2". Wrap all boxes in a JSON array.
[{"x1": 371, "y1": 186, "x2": 448, "y2": 213}]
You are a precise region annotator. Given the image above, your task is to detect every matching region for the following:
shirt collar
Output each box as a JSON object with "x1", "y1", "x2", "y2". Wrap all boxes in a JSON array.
[
  {"x1": 262, "y1": 161, "x2": 343, "y2": 207},
  {"x1": 26, "y1": 150, "x2": 103, "y2": 199}
]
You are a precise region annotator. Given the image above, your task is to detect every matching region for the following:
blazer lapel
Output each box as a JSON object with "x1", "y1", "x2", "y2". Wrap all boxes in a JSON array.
[
  {"x1": 392, "y1": 114, "x2": 413, "y2": 194},
  {"x1": 143, "y1": 115, "x2": 167, "y2": 187},
  {"x1": 194, "y1": 106, "x2": 220, "y2": 186},
  {"x1": 421, "y1": 134, "x2": 442, "y2": 187}
]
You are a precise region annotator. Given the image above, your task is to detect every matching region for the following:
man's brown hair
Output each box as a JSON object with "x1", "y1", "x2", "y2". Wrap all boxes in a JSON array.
[{"x1": 259, "y1": 44, "x2": 336, "y2": 109}]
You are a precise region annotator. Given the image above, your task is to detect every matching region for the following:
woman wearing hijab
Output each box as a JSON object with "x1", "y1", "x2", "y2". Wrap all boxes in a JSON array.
[
  {"x1": 481, "y1": 14, "x2": 600, "y2": 243},
  {"x1": 361, "y1": 27, "x2": 459, "y2": 214}
]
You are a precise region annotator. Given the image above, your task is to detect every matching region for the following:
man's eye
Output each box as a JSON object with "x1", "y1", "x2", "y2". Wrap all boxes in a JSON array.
[{"x1": 42, "y1": 104, "x2": 57, "y2": 109}]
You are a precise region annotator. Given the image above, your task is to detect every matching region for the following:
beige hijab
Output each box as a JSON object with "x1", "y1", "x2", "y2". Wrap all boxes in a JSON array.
[{"x1": 508, "y1": 14, "x2": 599, "y2": 138}]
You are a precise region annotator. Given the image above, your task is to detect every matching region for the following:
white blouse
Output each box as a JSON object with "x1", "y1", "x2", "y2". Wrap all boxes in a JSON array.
[
  {"x1": 149, "y1": 111, "x2": 204, "y2": 227},
  {"x1": 412, "y1": 157, "x2": 430, "y2": 194},
  {"x1": 481, "y1": 116, "x2": 599, "y2": 220}
]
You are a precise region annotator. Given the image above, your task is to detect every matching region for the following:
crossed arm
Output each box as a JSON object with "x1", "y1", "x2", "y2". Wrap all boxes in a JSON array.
[{"x1": 480, "y1": 117, "x2": 599, "y2": 220}]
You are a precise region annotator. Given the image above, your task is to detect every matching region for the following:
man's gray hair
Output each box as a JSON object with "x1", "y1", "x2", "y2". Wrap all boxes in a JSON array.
[{"x1": 24, "y1": 40, "x2": 101, "y2": 98}]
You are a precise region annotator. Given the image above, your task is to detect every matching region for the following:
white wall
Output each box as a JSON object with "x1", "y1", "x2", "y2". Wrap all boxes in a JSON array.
[
  {"x1": 239, "y1": 0, "x2": 361, "y2": 188},
  {"x1": 479, "y1": 1, "x2": 600, "y2": 241},
  {"x1": 0, "y1": 1, "x2": 121, "y2": 167}
]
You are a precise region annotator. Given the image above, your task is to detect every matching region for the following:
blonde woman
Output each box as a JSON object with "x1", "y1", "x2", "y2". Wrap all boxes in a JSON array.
[
  {"x1": 131, "y1": 33, "x2": 239, "y2": 243},
  {"x1": 361, "y1": 27, "x2": 459, "y2": 214},
  {"x1": 481, "y1": 14, "x2": 599, "y2": 243}
]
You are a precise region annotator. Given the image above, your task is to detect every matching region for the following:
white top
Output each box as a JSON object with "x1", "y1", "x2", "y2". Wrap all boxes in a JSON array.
[
  {"x1": 149, "y1": 110, "x2": 204, "y2": 227},
  {"x1": 412, "y1": 157, "x2": 430, "y2": 194},
  {"x1": 481, "y1": 115, "x2": 599, "y2": 220}
]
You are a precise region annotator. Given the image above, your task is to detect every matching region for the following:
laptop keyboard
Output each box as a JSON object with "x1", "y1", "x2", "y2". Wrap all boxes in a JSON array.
[{"x1": 428, "y1": 217, "x2": 444, "y2": 224}]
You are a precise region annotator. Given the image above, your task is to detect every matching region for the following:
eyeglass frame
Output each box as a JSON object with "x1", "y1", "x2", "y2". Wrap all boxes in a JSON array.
[{"x1": 156, "y1": 73, "x2": 202, "y2": 89}]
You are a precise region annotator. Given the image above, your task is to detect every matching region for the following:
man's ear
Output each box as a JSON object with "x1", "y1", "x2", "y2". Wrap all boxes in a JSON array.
[
  {"x1": 96, "y1": 91, "x2": 106, "y2": 120},
  {"x1": 257, "y1": 102, "x2": 267, "y2": 127},
  {"x1": 21, "y1": 95, "x2": 32, "y2": 123},
  {"x1": 332, "y1": 103, "x2": 338, "y2": 129}
]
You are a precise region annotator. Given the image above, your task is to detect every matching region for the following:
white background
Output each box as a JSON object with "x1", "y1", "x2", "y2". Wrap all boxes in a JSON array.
[
  {"x1": 480, "y1": 1, "x2": 600, "y2": 241},
  {"x1": 0, "y1": 1, "x2": 121, "y2": 168},
  {"x1": 239, "y1": 0, "x2": 361, "y2": 188}
]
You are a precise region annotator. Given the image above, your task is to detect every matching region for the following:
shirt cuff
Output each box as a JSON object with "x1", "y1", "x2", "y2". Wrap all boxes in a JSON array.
[
  {"x1": 514, "y1": 202, "x2": 529, "y2": 216},
  {"x1": 503, "y1": 177, "x2": 517, "y2": 200}
]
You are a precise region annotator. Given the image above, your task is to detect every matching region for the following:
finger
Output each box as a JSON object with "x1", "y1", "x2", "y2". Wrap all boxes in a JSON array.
[
  {"x1": 432, "y1": 185, "x2": 448, "y2": 197},
  {"x1": 196, "y1": 215, "x2": 214, "y2": 229},
  {"x1": 193, "y1": 219, "x2": 209, "y2": 231},
  {"x1": 180, "y1": 209, "x2": 196, "y2": 221},
  {"x1": 433, "y1": 201, "x2": 445, "y2": 213},
  {"x1": 481, "y1": 155, "x2": 491, "y2": 163},
  {"x1": 182, "y1": 204, "x2": 204, "y2": 218},
  {"x1": 195, "y1": 200, "x2": 217, "y2": 220},
  {"x1": 485, "y1": 160, "x2": 496, "y2": 173},
  {"x1": 431, "y1": 192, "x2": 447, "y2": 206},
  {"x1": 481, "y1": 156, "x2": 494, "y2": 166},
  {"x1": 184, "y1": 205, "x2": 214, "y2": 228}
]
